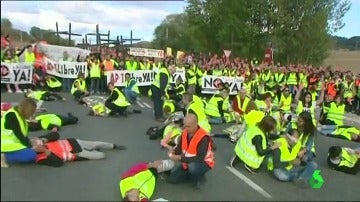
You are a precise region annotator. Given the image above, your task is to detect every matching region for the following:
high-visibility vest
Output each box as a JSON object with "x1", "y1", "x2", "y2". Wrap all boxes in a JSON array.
[
  {"x1": 24, "y1": 52, "x2": 35, "y2": 63},
  {"x1": 35, "y1": 140, "x2": 76, "y2": 163},
  {"x1": 1, "y1": 109, "x2": 29, "y2": 152},
  {"x1": 287, "y1": 73, "x2": 297, "y2": 85},
  {"x1": 27, "y1": 91, "x2": 47, "y2": 101},
  {"x1": 244, "y1": 110, "x2": 265, "y2": 127},
  {"x1": 175, "y1": 83, "x2": 186, "y2": 95},
  {"x1": 267, "y1": 137, "x2": 302, "y2": 171},
  {"x1": 343, "y1": 82, "x2": 354, "y2": 98},
  {"x1": 163, "y1": 124, "x2": 182, "y2": 140},
  {"x1": 46, "y1": 77, "x2": 62, "y2": 88},
  {"x1": 261, "y1": 71, "x2": 271, "y2": 82},
  {"x1": 212, "y1": 69, "x2": 222, "y2": 76},
  {"x1": 187, "y1": 66, "x2": 197, "y2": 85},
  {"x1": 299, "y1": 73, "x2": 308, "y2": 88},
  {"x1": 187, "y1": 101, "x2": 211, "y2": 133},
  {"x1": 181, "y1": 127, "x2": 215, "y2": 169},
  {"x1": 92, "y1": 103, "x2": 110, "y2": 114},
  {"x1": 274, "y1": 73, "x2": 285, "y2": 86},
  {"x1": 338, "y1": 148, "x2": 358, "y2": 168},
  {"x1": 125, "y1": 61, "x2": 138, "y2": 71},
  {"x1": 89, "y1": 63, "x2": 101, "y2": 78},
  {"x1": 71, "y1": 79, "x2": 86, "y2": 95},
  {"x1": 235, "y1": 126, "x2": 267, "y2": 169},
  {"x1": 35, "y1": 114, "x2": 62, "y2": 129},
  {"x1": 139, "y1": 62, "x2": 151, "y2": 70},
  {"x1": 311, "y1": 91, "x2": 318, "y2": 102},
  {"x1": 236, "y1": 95, "x2": 250, "y2": 114},
  {"x1": 327, "y1": 102, "x2": 345, "y2": 125},
  {"x1": 163, "y1": 100, "x2": 176, "y2": 114},
  {"x1": 103, "y1": 59, "x2": 115, "y2": 71},
  {"x1": 255, "y1": 100, "x2": 272, "y2": 116},
  {"x1": 280, "y1": 94, "x2": 292, "y2": 113},
  {"x1": 205, "y1": 95, "x2": 223, "y2": 118},
  {"x1": 193, "y1": 95, "x2": 206, "y2": 108},
  {"x1": 222, "y1": 96, "x2": 235, "y2": 123},
  {"x1": 125, "y1": 78, "x2": 140, "y2": 94},
  {"x1": 152, "y1": 67, "x2": 170, "y2": 89},
  {"x1": 300, "y1": 133, "x2": 316, "y2": 154},
  {"x1": 119, "y1": 167, "x2": 156, "y2": 200},
  {"x1": 296, "y1": 101, "x2": 315, "y2": 119},
  {"x1": 331, "y1": 126, "x2": 359, "y2": 140},
  {"x1": 197, "y1": 69, "x2": 206, "y2": 86},
  {"x1": 112, "y1": 88, "x2": 130, "y2": 107}
]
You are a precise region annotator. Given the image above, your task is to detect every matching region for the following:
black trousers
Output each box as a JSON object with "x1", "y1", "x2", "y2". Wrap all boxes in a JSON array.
[
  {"x1": 41, "y1": 92, "x2": 63, "y2": 101},
  {"x1": 29, "y1": 114, "x2": 79, "y2": 131},
  {"x1": 151, "y1": 85, "x2": 164, "y2": 119},
  {"x1": 105, "y1": 101, "x2": 127, "y2": 115}
]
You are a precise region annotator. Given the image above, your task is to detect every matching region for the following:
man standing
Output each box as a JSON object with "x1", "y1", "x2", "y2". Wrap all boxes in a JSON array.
[
  {"x1": 151, "y1": 64, "x2": 176, "y2": 122},
  {"x1": 167, "y1": 114, "x2": 215, "y2": 189}
]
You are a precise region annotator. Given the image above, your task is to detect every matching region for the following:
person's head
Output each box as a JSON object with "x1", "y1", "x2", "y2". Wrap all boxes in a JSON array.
[
  {"x1": 78, "y1": 73, "x2": 85, "y2": 80},
  {"x1": 16, "y1": 98, "x2": 37, "y2": 120},
  {"x1": 182, "y1": 93, "x2": 193, "y2": 105},
  {"x1": 263, "y1": 92, "x2": 273, "y2": 104},
  {"x1": 108, "y1": 82, "x2": 115, "y2": 91},
  {"x1": 328, "y1": 146, "x2": 342, "y2": 160},
  {"x1": 286, "y1": 129, "x2": 300, "y2": 146},
  {"x1": 301, "y1": 92, "x2": 312, "y2": 105},
  {"x1": 283, "y1": 85, "x2": 290, "y2": 96},
  {"x1": 257, "y1": 116, "x2": 277, "y2": 134},
  {"x1": 163, "y1": 105, "x2": 173, "y2": 115},
  {"x1": 297, "y1": 111, "x2": 315, "y2": 137},
  {"x1": 123, "y1": 188, "x2": 140, "y2": 201},
  {"x1": 125, "y1": 73, "x2": 131, "y2": 82},
  {"x1": 334, "y1": 95, "x2": 343, "y2": 105},
  {"x1": 106, "y1": 54, "x2": 111, "y2": 61},
  {"x1": 168, "y1": 65, "x2": 176, "y2": 74},
  {"x1": 238, "y1": 87, "x2": 247, "y2": 99},
  {"x1": 183, "y1": 113, "x2": 199, "y2": 135},
  {"x1": 27, "y1": 46, "x2": 33, "y2": 53}
]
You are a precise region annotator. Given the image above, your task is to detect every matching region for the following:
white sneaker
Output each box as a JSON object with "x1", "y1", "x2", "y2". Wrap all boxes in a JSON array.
[
  {"x1": 1, "y1": 153, "x2": 8, "y2": 168},
  {"x1": 16, "y1": 90, "x2": 23, "y2": 93},
  {"x1": 7, "y1": 89, "x2": 13, "y2": 93},
  {"x1": 23, "y1": 89, "x2": 28, "y2": 93}
]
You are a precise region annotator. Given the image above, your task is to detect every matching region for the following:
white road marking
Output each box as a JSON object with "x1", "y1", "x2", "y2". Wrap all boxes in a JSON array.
[
  {"x1": 142, "y1": 102, "x2": 152, "y2": 109},
  {"x1": 225, "y1": 166, "x2": 272, "y2": 199},
  {"x1": 136, "y1": 100, "x2": 145, "y2": 108}
]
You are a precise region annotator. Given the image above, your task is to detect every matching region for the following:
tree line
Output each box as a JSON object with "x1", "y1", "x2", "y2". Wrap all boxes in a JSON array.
[
  {"x1": 1, "y1": 18, "x2": 75, "y2": 47},
  {"x1": 151, "y1": 0, "x2": 356, "y2": 65}
]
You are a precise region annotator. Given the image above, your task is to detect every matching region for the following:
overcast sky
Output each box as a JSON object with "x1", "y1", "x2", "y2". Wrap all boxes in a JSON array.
[{"x1": 1, "y1": 0, "x2": 359, "y2": 44}]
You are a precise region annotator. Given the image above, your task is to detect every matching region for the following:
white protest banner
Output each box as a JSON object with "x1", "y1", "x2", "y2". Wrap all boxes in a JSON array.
[
  {"x1": 1, "y1": 62, "x2": 33, "y2": 84},
  {"x1": 201, "y1": 75, "x2": 243, "y2": 95},
  {"x1": 129, "y1": 47, "x2": 164, "y2": 58},
  {"x1": 106, "y1": 69, "x2": 186, "y2": 87},
  {"x1": 44, "y1": 58, "x2": 88, "y2": 78},
  {"x1": 36, "y1": 43, "x2": 90, "y2": 62}
]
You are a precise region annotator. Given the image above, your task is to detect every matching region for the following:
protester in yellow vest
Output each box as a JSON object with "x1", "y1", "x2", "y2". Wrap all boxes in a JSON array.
[
  {"x1": 160, "y1": 116, "x2": 183, "y2": 150},
  {"x1": 232, "y1": 88, "x2": 251, "y2": 124},
  {"x1": 88, "y1": 103, "x2": 111, "y2": 117},
  {"x1": 125, "y1": 56, "x2": 138, "y2": 71},
  {"x1": 205, "y1": 88, "x2": 229, "y2": 124},
  {"x1": 89, "y1": 59, "x2": 101, "y2": 95},
  {"x1": 328, "y1": 146, "x2": 360, "y2": 175},
  {"x1": 279, "y1": 85, "x2": 293, "y2": 113},
  {"x1": 71, "y1": 73, "x2": 89, "y2": 103},
  {"x1": 105, "y1": 82, "x2": 141, "y2": 117},
  {"x1": 119, "y1": 160, "x2": 174, "y2": 201},
  {"x1": 28, "y1": 113, "x2": 78, "y2": 131},
  {"x1": 230, "y1": 116, "x2": 280, "y2": 174},
  {"x1": 25, "y1": 89, "x2": 66, "y2": 101},
  {"x1": 44, "y1": 75, "x2": 62, "y2": 91},
  {"x1": 124, "y1": 73, "x2": 140, "y2": 103},
  {"x1": 1, "y1": 98, "x2": 48, "y2": 167}
]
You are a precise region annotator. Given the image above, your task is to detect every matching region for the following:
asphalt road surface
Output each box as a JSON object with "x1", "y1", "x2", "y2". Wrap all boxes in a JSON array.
[{"x1": 1, "y1": 92, "x2": 359, "y2": 201}]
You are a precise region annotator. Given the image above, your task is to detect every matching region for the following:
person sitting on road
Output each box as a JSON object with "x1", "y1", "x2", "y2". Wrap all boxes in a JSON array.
[
  {"x1": 268, "y1": 129, "x2": 317, "y2": 188},
  {"x1": 28, "y1": 113, "x2": 79, "y2": 131},
  {"x1": 25, "y1": 89, "x2": 66, "y2": 101},
  {"x1": 230, "y1": 116, "x2": 280, "y2": 173},
  {"x1": 205, "y1": 87, "x2": 230, "y2": 124},
  {"x1": 328, "y1": 146, "x2": 360, "y2": 175},
  {"x1": 33, "y1": 132, "x2": 126, "y2": 167},
  {"x1": 167, "y1": 114, "x2": 215, "y2": 189},
  {"x1": 160, "y1": 115, "x2": 183, "y2": 150},
  {"x1": 119, "y1": 160, "x2": 175, "y2": 201},
  {"x1": 44, "y1": 74, "x2": 62, "y2": 92},
  {"x1": 71, "y1": 73, "x2": 90, "y2": 103},
  {"x1": 123, "y1": 73, "x2": 140, "y2": 104},
  {"x1": 105, "y1": 82, "x2": 142, "y2": 117}
]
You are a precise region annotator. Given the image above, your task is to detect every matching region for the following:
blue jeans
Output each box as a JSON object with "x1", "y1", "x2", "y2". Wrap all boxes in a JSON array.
[
  {"x1": 90, "y1": 78, "x2": 100, "y2": 94},
  {"x1": 124, "y1": 88, "x2": 139, "y2": 103},
  {"x1": 208, "y1": 116, "x2": 223, "y2": 125},
  {"x1": 273, "y1": 161, "x2": 318, "y2": 182},
  {"x1": 168, "y1": 162, "x2": 210, "y2": 185},
  {"x1": 318, "y1": 125, "x2": 337, "y2": 135},
  {"x1": 62, "y1": 78, "x2": 74, "y2": 92},
  {"x1": 4, "y1": 148, "x2": 37, "y2": 164}
]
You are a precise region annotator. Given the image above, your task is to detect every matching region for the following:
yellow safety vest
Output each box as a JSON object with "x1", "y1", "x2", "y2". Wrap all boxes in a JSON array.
[
  {"x1": 187, "y1": 66, "x2": 197, "y2": 85},
  {"x1": 296, "y1": 101, "x2": 316, "y2": 125},
  {"x1": 287, "y1": 73, "x2": 297, "y2": 85},
  {"x1": 27, "y1": 91, "x2": 47, "y2": 101},
  {"x1": 24, "y1": 52, "x2": 35, "y2": 63},
  {"x1": 244, "y1": 110, "x2": 265, "y2": 127},
  {"x1": 175, "y1": 83, "x2": 186, "y2": 96},
  {"x1": 267, "y1": 137, "x2": 302, "y2": 171},
  {"x1": 1, "y1": 109, "x2": 29, "y2": 152},
  {"x1": 343, "y1": 82, "x2": 354, "y2": 98},
  {"x1": 71, "y1": 79, "x2": 87, "y2": 95},
  {"x1": 112, "y1": 88, "x2": 130, "y2": 107},
  {"x1": 125, "y1": 78, "x2": 140, "y2": 94},
  {"x1": 235, "y1": 126, "x2": 267, "y2": 169},
  {"x1": 212, "y1": 69, "x2": 222, "y2": 76},
  {"x1": 163, "y1": 100, "x2": 176, "y2": 114},
  {"x1": 236, "y1": 95, "x2": 250, "y2": 114},
  {"x1": 152, "y1": 67, "x2": 170, "y2": 89},
  {"x1": 187, "y1": 101, "x2": 211, "y2": 133},
  {"x1": 223, "y1": 96, "x2": 235, "y2": 123},
  {"x1": 332, "y1": 127, "x2": 359, "y2": 141},
  {"x1": 280, "y1": 94, "x2": 292, "y2": 113},
  {"x1": 139, "y1": 62, "x2": 151, "y2": 70},
  {"x1": 338, "y1": 148, "x2": 358, "y2": 168},
  {"x1": 205, "y1": 95, "x2": 223, "y2": 118},
  {"x1": 327, "y1": 102, "x2": 345, "y2": 125},
  {"x1": 92, "y1": 103, "x2": 110, "y2": 114},
  {"x1": 274, "y1": 73, "x2": 285, "y2": 86},
  {"x1": 119, "y1": 169, "x2": 156, "y2": 200},
  {"x1": 89, "y1": 63, "x2": 101, "y2": 78},
  {"x1": 163, "y1": 124, "x2": 182, "y2": 140},
  {"x1": 47, "y1": 77, "x2": 62, "y2": 88},
  {"x1": 35, "y1": 114, "x2": 62, "y2": 129},
  {"x1": 126, "y1": 61, "x2": 138, "y2": 71}
]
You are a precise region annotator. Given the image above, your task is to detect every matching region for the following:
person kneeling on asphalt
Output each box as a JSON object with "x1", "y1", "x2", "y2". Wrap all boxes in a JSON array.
[
  {"x1": 28, "y1": 113, "x2": 79, "y2": 131},
  {"x1": 167, "y1": 114, "x2": 215, "y2": 189},
  {"x1": 328, "y1": 146, "x2": 360, "y2": 175},
  {"x1": 71, "y1": 73, "x2": 90, "y2": 103},
  {"x1": 33, "y1": 132, "x2": 126, "y2": 167},
  {"x1": 268, "y1": 129, "x2": 317, "y2": 188},
  {"x1": 119, "y1": 159, "x2": 175, "y2": 201},
  {"x1": 106, "y1": 82, "x2": 142, "y2": 117},
  {"x1": 25, "y1": 89, "x2": 66, "y2": 101}
]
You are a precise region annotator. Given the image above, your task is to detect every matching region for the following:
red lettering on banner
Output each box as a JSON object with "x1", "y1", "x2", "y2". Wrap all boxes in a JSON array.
[{"x1": 110, "y1": 73, "x2": 119, "y2": 83}]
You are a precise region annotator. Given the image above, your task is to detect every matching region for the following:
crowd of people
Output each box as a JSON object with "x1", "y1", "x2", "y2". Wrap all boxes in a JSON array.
[{"x1": 1, "y1": 42, "x2": 360, "y2": 201}]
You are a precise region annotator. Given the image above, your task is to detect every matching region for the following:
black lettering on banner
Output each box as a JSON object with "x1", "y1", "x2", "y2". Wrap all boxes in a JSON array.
[{"x1": 13, "y1": 69, "x2": 27, "y2": 82}]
